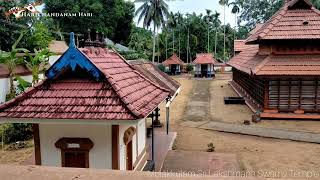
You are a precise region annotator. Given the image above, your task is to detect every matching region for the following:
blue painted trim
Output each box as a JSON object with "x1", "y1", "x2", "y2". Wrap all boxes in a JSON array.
[
  {"x1": 45, "y1": 32, "x2": 103, "y2": 80},
  {"x1": 69, "y1": 32, "x2": 76, "y2": 48}
]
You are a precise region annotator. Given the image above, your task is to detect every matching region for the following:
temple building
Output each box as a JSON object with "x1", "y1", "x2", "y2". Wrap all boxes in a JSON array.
[
  {"x1": 162, "y1": 54, "x2": 184, "y2": 75},
  {"x1": 193, "y1": 53, "x2": 218, "y2": 78},
  {"x1": 228, "y1": 0, "x2": 320, "y2": 120},
  {"x1": 0, "y1": 33, "x2": 170, "y2": 170}
]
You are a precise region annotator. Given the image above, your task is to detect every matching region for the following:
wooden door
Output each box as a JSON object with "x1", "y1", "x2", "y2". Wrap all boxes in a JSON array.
[
  {"x1": 126, "y1": 141, "x2": 133, "y2": 170},
  {"x1": 64, "y1": 152, "x2": 87, "y2": 168}
]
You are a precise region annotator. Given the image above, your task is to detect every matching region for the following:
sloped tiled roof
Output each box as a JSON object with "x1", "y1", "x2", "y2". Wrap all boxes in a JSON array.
[
  {"x1": 129, "y1": 59, "x2": 180, "y2": 97},
  {"x1": 254, "y1": 54, "x2": 320, "y2": 75},
  {"x1": 49, "y1": 40, "x2": 68, "y2": 55},
  {"x1": 246, "y1": 0, "x2": 320, "y2": 43},
  {"x1": 0, "y1": 64, "x2": 31, "y2": 78},
  {"x1": 234, "y1": 40, "x2": 258, "y2": 53},
  {"x1": 162, "y1": 54, "x2": 184, "y2": 66},
  {"x1": 229, "y1": 0, "x2": 320, "y2": 76},
  {"x1": 193, "y1": 53, "x2": 218, "y2": 65},
  {"x1": 0, "y1": 34, "x2": 170, "y2": 121},
  {"x1": 228, "y1": 46, "x2": 320, "y2": 76}
]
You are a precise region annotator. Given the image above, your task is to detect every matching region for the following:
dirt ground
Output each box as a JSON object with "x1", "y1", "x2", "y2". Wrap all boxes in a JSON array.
[
  {"x1": 159, "y1": 75, "x2": 320, "y2": 178},
  {"x1": 0, "y1": 145, "x2": 33, "y2": 165}
]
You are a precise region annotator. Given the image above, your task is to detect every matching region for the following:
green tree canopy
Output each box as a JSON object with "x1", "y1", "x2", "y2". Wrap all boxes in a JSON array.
[{"x1": 44, "y1": 0, "x2": 135, "y2": 44}]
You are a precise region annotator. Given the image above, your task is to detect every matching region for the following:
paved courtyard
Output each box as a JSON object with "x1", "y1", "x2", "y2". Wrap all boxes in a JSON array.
[{"x1": 161, "y1": 150, "x2": 240, "y2": 174}]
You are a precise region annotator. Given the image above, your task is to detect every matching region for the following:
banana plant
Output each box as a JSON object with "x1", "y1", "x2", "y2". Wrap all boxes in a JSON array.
[
  {"x1": 0, "y1": 31, "x2": 29, "y2": 101},
  {"x1": 25, "y1": 48, "x2": 54, "y2": 84},
  {"x1": 15, "y1": 76, "x2": 32, "y2": 93}
]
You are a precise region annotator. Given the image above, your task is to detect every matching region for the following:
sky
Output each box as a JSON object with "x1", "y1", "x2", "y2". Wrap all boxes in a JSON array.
[{"x1": 131, "y1": 0, "x2": 236, "y2": 28}]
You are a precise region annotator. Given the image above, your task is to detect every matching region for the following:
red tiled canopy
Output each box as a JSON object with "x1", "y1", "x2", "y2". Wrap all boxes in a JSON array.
[
  {"x1": 162, "y1": 54, "x2": 184, "y2": 66},
  {"x1": 0, "y1": 37, "x2": 170, "y2": 121},
  {"x1": 246, "y1": 0, "x2": 320, "y2": 43},
  {"x1": 193, "y1": 53, "x2": 218, "y2": 65}
]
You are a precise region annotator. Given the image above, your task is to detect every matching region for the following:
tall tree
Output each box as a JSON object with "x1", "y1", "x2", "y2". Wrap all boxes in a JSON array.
[
  {"x1": 212, "y1": 11, "x2": 221, "y2": 57},
  {"x1": 168, "y1": 12, "x2": 177, "y2": 55},
  {"x1": 204, "y1": 9, "x2": 213, "y2": 53},
  {"x1": 135, "y1": 0, "x2": 169, "y2": 63},
  {"x1": 228, "y1": 1, "x2": 240, "y2": 56},
  {"x1": 219, "y1": 0, "x2": 228, "y2": 62},
  {"x1": 45, "y1": 0, "x2": 134, "y2": 44},
  {"x1": 176, "y1": 12, "x2": 183, "y2": 58}
]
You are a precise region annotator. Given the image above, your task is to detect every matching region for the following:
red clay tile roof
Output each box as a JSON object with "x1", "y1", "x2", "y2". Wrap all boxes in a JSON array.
[
  {"x1": 248, "y1": 24, "x2": 264, "y2": 36},
  {"x1": 253, "y1": 54, "x2": 320, "y2": 75},
  {"x1": 129, "y1": 59, "x2": 180, "y2": 96},
  {"x1": 234, "y1": 40, "x2": 258, "y2": 53},
  {"x1": 193, "y1": 53, "x2": 218, "y2": 64},
  {"x1": 0, "y1": 47, "x2": 170, "y2": 121},
  {"x1": 246, "y1": 0, "x2": 320, "y2": 43},
  {"x1": 229, "y1": 0, "x2": 320, "y2": 76},
  {"x1": 0, "y1": 64, "x2": 31, "y2": 78},
  {"x1": 228, "y1": 46, "x2": 320, "y2": 76},
  {"x1": 49, "y1": 41, "x2": 69, "y2": 55},
  {"x1": 162, "y1": 54, "x2": 184, "y2": 66}
]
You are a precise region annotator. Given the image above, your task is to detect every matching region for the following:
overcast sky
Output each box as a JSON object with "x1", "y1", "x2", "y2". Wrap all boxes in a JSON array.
[{"x1": 131, "y1": 0, "x2": 236, "y2": 28}]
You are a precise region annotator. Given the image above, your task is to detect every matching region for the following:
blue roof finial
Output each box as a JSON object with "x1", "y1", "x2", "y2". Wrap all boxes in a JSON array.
[{"x1": 69, "y1": 32, "x2": 76, "y2": 48}]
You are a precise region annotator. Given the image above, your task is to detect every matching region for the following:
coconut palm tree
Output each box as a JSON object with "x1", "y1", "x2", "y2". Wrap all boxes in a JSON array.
[
  {"x1": 228, "y1": 1, "x2": 240, "y2": 56},
  {"x1": 204, "y1": 9, "x2": 213, "y2": 53},
  {"x1": 212, "y1": 11, "x2": 221, "y2": 57},
  {"x1": 219, "y1": 0, "x2": 228, "y2": 62},
  {"x1": 168, "y1": 12, "x2": 177, "y2": 54},
  {"x1": 135, "y1": 0, "x2": 169, "y2": 63},
  {"x1": 0, "y1": 31, "x2": 29, "y2": 100},
  {"x1": 176, "y1": 12, "x2": 183, "y2": 58}
]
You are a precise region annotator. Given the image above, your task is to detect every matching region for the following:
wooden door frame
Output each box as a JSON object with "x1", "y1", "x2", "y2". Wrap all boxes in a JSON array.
[
  {"x1": 55, "y1": 138, "x2": 93, "y2": 168},
  {"x1": 61, "y1": 150, "x2": 89, "y2": 168},
  {"x1": 126, "y1": 140, "x2": 133, "y2": 170}
]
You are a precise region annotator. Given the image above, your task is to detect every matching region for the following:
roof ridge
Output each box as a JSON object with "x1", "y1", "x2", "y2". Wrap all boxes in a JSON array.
[
  {"x1": 79, "y1": 48, "x2": 141, "y2": 118},
  {"x1": 112, "y1": 49, "x2": 171, "y2": 93},
  {"x1": 109, "y1": 49, "x2": 170, "y2": 117}
]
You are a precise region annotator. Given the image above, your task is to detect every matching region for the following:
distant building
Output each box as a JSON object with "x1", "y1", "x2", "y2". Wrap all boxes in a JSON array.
[
  {"x1": 48, "y1": 40, "x2": 69, "y2": 65},
  {"x1": 162, "y1": 54, "x2": 184, "y2": 75},
  {"x1": 193, "y1": 53, "x2": 218, "y2": 78},
  {"x1": 228, "y1": 0, "x2": 320, "y2": 120}
]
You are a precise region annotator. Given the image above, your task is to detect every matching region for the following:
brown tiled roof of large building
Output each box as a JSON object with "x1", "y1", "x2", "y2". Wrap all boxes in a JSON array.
[
  {"x1": 0, "y1": 41, "x2": 170, "y2": 120},
  {"x1": 228, "y1": 46, "x2": 320, "y2": 76},
  {"x1": 234, "y1": 40, "x2": 258, "y2": 53},
  {"x1": 193, "y1": 53, "x2": 218, "y2": 65},
  {"x1": 129, "y1": 59, "x2": 180, "y2": 97},
  {"x1": 246, "y1": 0, "x2": 320, "y2": 43},
  {"x1": 228, "y1": 0, "x2": 320, "y2": 76},
  {"x1": 0, "y1": 64, "x2": 31, "y2": 78},
  {"x1": 162, "y1": 54, "x2": 184, "y2": 66}
]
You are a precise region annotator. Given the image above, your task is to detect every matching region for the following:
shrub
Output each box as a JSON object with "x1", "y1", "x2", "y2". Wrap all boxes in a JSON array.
[
  {"x1": 1, "y1": 124, "x2": 33, "y2": 144},
  {"x1": 186, "y1": 64, "x2": 193, "y2": 72},
  {"x1": 157, "y1": 64, "x2": 165, "y2": 72},
  {"x1": 207, "y1": 143, "x2": 215, "y2": 152}
]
